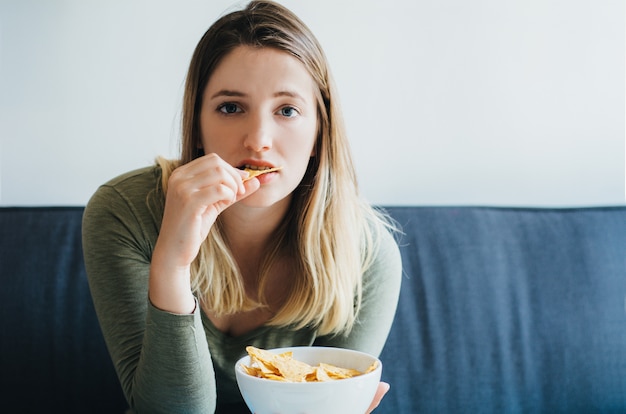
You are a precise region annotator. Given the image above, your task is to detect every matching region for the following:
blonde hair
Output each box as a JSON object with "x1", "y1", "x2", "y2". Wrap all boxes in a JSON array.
[{"x1": 157, "y1": 1, "x2": 395, "y2": 335}]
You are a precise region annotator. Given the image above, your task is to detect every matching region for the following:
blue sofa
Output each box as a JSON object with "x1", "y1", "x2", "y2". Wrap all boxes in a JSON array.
[{"x1": 1, "y1": 206, "x2": 625, "y2": 413}]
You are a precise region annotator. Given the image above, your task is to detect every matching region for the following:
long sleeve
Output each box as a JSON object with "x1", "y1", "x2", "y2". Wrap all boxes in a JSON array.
[
  {"x1": 81, "y1": 168, "x2": 217, "y2": 413},
  {"x1": 314, "y1": 224, "x2": 403, "y2": 357}
]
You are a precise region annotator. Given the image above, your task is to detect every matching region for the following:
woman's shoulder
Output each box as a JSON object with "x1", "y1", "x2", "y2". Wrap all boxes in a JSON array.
[
  {"x1": 84, "y1": 164, "x2": 164, "y2": 229},
  {"x1": 362, "y1": 206, "x2": 403, "y2": 276},
  {"x1": 100, "y1": 165, "x2": 162, "y2": 195},
  {"x1": 373, "y1": 215, "x2": 402, "y2": 267},
  {"x1": 88, "y1": 165, "x2": 161, "y2": 203},
  {"x1": 366, "y1": 205, "x2": 401, "y2": 245}
]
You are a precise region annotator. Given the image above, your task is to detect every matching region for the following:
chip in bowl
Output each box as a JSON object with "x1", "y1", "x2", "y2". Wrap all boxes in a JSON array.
[{"x1": 241, "y1": 346, "x2": 377, "y2": 382}]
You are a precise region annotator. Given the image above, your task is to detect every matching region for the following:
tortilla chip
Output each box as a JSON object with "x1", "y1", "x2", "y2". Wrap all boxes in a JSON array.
[{"x1": 242, "y1": 166, "x2": 283, "y2": 182}]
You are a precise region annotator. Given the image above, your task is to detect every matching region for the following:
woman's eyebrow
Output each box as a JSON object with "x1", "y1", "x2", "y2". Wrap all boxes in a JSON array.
[
  {"x1": 209, "y1": 89, "x2": 307, "y2": 102},
  {"x1": 274, "y1": 90, "x2": 307, "y2": 102},
  {"x1": 210, "y1": 89, "x2": 247, "y2": 99}
]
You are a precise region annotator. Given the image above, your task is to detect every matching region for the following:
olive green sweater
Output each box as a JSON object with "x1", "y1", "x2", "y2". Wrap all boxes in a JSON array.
[{"x1": 82, "y1": 166, "x2": 402, "y2": 414}]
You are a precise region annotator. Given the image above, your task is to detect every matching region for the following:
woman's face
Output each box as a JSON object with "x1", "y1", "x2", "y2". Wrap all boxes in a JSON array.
[{"x1": 199, "y1": 45, "x2": 318, "y2": 207}]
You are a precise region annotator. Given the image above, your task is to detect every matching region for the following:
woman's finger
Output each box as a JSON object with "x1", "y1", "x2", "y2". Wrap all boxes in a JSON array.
[{"x1": 365, "y1": 382, "x2": 390, "y2": 414}]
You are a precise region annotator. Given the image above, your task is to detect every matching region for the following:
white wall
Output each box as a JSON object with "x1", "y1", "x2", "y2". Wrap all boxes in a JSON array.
[{"x1": 1, "y1": 0, "x2": 624, "y2": 207}]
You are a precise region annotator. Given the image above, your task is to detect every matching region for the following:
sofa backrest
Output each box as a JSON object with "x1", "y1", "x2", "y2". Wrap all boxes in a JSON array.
[
  {"x1": 378, "y1": 206, "x2": 626, "y2": 414},
  {"x1": 1, "y1": 206, "x2": 625, "y2": 413}
]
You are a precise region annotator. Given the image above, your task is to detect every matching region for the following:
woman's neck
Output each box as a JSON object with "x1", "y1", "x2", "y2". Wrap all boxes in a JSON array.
[{"x1": 219, "y1": 196, "x2": 291, "y2": 264}]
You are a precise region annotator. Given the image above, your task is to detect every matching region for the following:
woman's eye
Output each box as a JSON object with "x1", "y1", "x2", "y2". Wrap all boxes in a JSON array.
[
  {"x1": 218, "y1": 103, "x2": 241, "y2": 114},
  {"x1": 279, "y1": 106, "x2": 298, "y2": 118}
]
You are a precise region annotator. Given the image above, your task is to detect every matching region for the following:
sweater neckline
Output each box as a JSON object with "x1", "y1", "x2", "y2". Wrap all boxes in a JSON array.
[{"x1": 200, "y1": 308, "x2": 272, "y2": 345}]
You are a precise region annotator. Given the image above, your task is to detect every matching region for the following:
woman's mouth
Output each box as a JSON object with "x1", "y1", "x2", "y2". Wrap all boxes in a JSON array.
[{"x1": 238, "y1": 164, "x2": 277, "y2": 171}]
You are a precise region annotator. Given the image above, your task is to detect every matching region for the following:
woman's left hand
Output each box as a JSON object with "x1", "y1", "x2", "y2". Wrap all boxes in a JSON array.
[{"x1": 366, "y1": 382, "x2": 390, "y2": 413}]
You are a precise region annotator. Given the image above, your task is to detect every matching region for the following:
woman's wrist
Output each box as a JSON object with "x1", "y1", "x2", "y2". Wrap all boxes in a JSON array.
[{"x1": 149, "y1": 258, "x2": 196, "y2": 314}]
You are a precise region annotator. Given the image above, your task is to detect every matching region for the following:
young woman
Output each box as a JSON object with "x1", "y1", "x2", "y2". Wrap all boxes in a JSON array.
[{"x1": 82, "y1": 1, "x2": 402, "y2": 413}]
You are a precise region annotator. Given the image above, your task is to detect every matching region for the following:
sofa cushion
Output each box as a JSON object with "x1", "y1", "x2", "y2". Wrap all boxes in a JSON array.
[{"x1": 378, "y1": 206, "x2": 626, "y2": 414}]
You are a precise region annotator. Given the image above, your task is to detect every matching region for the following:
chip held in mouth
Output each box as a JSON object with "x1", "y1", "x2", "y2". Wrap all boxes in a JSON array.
[{"x1": 242, "y1": 166, "x2": 283, "y2": 182}]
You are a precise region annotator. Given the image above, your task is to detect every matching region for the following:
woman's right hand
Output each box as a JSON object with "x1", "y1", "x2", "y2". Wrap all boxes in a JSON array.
[{"x1": 149, "y1": 153, "x2": 260, "y2": 313}]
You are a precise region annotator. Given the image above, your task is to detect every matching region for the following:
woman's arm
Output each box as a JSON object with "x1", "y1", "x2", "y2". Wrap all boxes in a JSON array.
[
  {"x1": 83, "y1": 158, "x2": 257, "y2": 413},
  {"x1": 82, "y1": 182, "x2": 217, "y2": 413}
]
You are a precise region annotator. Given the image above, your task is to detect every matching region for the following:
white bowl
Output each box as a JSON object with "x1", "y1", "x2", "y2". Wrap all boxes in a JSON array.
[{"x1": 235, "y1": 346, "x2": 382, "y2": 414}]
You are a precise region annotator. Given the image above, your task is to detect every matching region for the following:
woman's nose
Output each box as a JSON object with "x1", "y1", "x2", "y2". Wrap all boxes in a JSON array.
[{"x1": 243, "y1": 113, "x2": 273, "y2": 152}]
